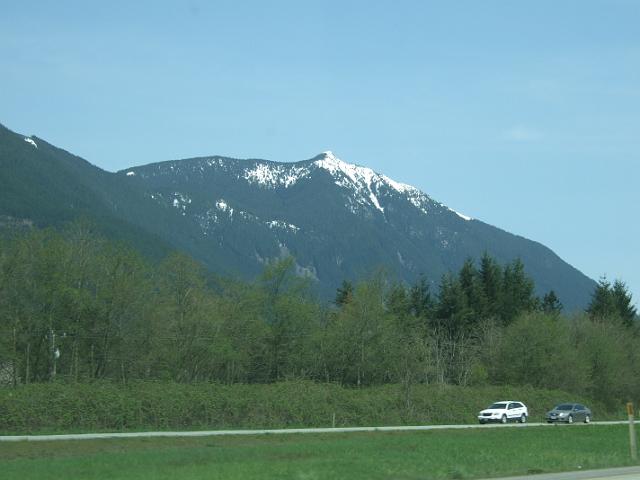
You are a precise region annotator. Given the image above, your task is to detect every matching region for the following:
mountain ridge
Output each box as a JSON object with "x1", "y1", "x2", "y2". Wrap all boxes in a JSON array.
[{"x1": 0, "y1": 123, "x2": 597, "y2": 309}]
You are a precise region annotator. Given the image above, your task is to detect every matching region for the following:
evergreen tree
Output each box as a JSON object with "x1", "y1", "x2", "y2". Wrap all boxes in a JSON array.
[
  {"x1": 587, "y1": 277, "x2": 615, "y2": 320},
  {"x1": 611, "y1": 280, "x2": 637, "y2": 327},
  {"x1": 499, "y1": 258, "x2": 537, "y2": 325},
  {"x1": 541, "y1": 290, "x2": 563, "y2": 315},
  {"x1": 459, "y1": 259, "x2": 476, "y2": 298},
  {"x1": 408, "y1": 276, "x2": 433, "y2": 320},
  {"x1": 586, "y1": 277, "x2": 636, "y2": 326},
  {"x1": 434, "y1": 274, "x2": 472, "y2": 339},
  {"x1": 479, "y1": 253, "x2": 502, "y2": 319},
  {"x1": 458, "y1": 258, "x2": 487, "y2": 323},
  {"x1": 386, "y1": 283, "x2": 409, "y2": 318},
  {"x1": 335, "y1": 280, "x2": 354, "y2": 307}
]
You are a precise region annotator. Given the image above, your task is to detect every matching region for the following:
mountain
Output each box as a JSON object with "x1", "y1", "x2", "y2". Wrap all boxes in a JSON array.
[
  {"x1": 0, "y1": 123, "x2": 228, "y2": 265},
  {"x1": 118, "y1": 151, "x2": 596, "y2": 309},
  {"x1": 0, "y1": 123, "x2": 597, "y2": 309}
]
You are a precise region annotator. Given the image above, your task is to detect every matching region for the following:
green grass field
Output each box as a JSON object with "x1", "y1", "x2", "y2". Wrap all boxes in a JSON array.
[{"x1": 1, "y1": 425, "x2": 637, "y2": 480}]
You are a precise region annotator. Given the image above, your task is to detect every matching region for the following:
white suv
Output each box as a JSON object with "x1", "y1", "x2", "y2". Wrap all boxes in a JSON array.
[{"x1": 478, "y1": 401, "x2": 528, "y2": 424}]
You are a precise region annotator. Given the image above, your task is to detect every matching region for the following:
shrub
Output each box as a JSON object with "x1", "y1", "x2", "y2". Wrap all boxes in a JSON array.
[{"x1": 0, "y1": 380, "x2": 614, "y2": 434}]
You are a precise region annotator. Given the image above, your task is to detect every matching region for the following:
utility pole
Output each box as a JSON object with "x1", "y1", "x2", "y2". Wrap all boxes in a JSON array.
[
  {"x1": 628, "y1": 402, "x2": 637, "y2": 462},
  {"x1": 12, "y1": 326, "x2": 17, "y2": 386},
  {"x1": 50, "y1": 328, "x2": 60, "y2": 380}
]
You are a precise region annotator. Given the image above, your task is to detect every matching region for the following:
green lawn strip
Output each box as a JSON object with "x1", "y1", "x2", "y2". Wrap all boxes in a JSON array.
[{"x1": 1, "y1": 425, "x2": 637, "y2": 480}]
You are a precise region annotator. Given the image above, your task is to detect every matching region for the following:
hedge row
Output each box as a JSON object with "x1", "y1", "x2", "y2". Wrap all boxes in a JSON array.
[{"x1": 0, "y1": 381, "x2": 618, "y2": 434}]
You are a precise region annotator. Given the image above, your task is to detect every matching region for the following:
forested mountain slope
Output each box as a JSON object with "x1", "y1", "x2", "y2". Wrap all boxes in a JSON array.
[{"x1": 0, "y1": 123, "x2": 596, "y2": 309}]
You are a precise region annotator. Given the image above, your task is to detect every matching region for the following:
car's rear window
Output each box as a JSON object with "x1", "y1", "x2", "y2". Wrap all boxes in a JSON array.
[{"x1": 490, "y1": 403, "x2": 507, "y2": 409}]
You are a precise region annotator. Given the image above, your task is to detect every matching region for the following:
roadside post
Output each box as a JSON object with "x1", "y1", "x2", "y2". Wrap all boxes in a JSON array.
[{"x1": 628, "y1": 402, "x2": 637, "y2": 461}]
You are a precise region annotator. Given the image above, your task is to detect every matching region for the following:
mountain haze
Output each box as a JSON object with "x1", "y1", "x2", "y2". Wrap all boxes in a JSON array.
[{"x1": 0, "y1": 123, "x2": 596, "y2": 309}]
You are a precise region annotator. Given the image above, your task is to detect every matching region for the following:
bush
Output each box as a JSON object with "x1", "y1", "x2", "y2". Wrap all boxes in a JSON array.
[
  {"x1": 0, "y1": 380, "x2": 615, "y2": 434},
  {"x1": 488, "y1": 313, "x2": 588, "y2": 393}
]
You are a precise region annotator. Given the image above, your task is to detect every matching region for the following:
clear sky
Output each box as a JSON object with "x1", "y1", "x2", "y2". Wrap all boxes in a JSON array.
[{"x1": 2, "y1": 0, "x2": 639, "y2": 305}]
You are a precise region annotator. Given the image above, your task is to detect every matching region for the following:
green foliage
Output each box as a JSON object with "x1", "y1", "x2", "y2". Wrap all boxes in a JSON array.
[
  {"x1": 541, "y1": 290, "x2": 563, "y2": 315},
  {"x1": 0, "y1": 380, "x2": 612, "y2": 434},
  {"x1": 479, "y1": 253, "x2": 502, "y2": 319},
  {"x1": 0, "y1": 225, "x2": 637, "y2": 420},
  {"x1": 571, "y1": 315, "x2": 640, "y2": 409},
  {"x1": 322, "y1": 274, "x2": 393, "y2": 387},
  {"x1": 587, "y1": 277, "x2": 637, "y2": 327},
  {"x1": 500, "y1": 259, "x2": 537, "y2": 323},
  {"x1": 435, "y1": 274, "x2": 473, "y2": 339},
  {"x1": 489, "y1": 313, "x2": 588, "y2": 393},
  {"x1": 334, "y1": 280, "x2": 354, "y2": 306},
  {"x1": 488, "y1": 311, "x2": 640, "y2": 410}
]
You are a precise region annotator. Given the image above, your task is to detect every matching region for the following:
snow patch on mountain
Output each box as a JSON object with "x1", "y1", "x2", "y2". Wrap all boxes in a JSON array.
[
  {"x1": 24, "y1": 137, "x2": 37, "y2": 148},
  {"x1": 172, "y1": 193, "x2": 191, "y2": 215},
  {"x1": 238, "y1": 210, "x2": 258, "y2": 221},
  {"x1": 380, "y1": 174, "x2": 414, "y2": 194},
  {"x1": 195, "y1": 209, "x2": 218, "y2": 234},
  {"x1": 266, "y1": 220, "x2": 300, "y2": 233},
  {"x1": 314, "y1": 151, "x2": 388, "y2": 213},
  {"x1": 243, "y1": 163, "x2": 310, "y2": 188},
  {"x1": 215, "y1": 199, "x2": 233, "y2": 216},
  {"x1": 453, "y1": 210, "x2": 472, "y2": 221},
  {"x1": 314, "y1": 151, "x2": 377, "y2": 187},
  {"x1": 439, "y1": 202, "x2": 472, "y2": 221},
  {"x1": 206, "y1": 157, "x2": 227, "y2": 169}
]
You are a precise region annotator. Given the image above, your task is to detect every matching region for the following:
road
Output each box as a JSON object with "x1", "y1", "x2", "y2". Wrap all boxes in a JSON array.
[
  {"x1": 481, "y1": 466, "x2": 640, "y2": 480},
  {"x1": 0, "y1": 420, "x2": 634, "y2": 442}
]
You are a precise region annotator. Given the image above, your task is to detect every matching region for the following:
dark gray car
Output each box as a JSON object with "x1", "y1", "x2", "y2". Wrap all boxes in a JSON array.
[{"x1": 546, "y1": 403, "x2": 592, "y2": 424}]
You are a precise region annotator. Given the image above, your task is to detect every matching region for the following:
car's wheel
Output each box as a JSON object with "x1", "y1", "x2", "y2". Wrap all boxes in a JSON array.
[
  {"x1": 584, "y1": 415, "x2": 590, "y2": 424},
  {"x1": 501, "y1": 414, "x2": 507, "y2": 424},
  {"x1": 568, "y1": 414, "x2": 574, "y2": 424},
  {"x1": 520, "y1": 414, "x2": 527, "y2": 424}
]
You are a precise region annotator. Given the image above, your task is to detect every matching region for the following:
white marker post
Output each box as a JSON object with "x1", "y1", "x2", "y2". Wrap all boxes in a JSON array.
[{"x1": 628, "y1": 402, "x2": 637, "y2": 461}]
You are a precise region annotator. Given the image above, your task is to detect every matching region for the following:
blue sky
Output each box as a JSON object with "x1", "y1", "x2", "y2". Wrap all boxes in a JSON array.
[{"x1": 2, "y1": 0, "x2": 639, "y2": 305}]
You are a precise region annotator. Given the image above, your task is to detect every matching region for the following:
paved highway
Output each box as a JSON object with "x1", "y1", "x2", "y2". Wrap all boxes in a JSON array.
[
  {"x1": 0, "y1": 420, "x2": 634, "y2": 442},
  {"x1": 481, "y1": 466, "x2": 640, "y2": 480}
]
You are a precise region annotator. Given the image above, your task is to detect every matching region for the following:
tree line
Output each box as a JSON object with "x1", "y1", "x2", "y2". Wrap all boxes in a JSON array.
[{"x1": 0, "y1": 224, "x2": 637, "y2": 408}]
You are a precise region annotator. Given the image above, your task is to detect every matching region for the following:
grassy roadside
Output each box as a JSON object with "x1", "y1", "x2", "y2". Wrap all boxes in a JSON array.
[
  {"x1": 0, "y1": 380, "x2": 619, "y2": 435},
  {"x1": 1, "y1": 425, "x2": 637, "y2": 479}
]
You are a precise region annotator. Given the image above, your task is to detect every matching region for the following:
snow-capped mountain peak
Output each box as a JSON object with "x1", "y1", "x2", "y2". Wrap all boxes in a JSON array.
[
  {"x1": 125, "y1": 149, "x2": 471, "y2": 221},
  {"x1": 313, "y1": 151, "x2": 387, "y2": 213},
  {"x1": 310, "y1": 152, "x2": 475, "y2": 220},
  {"x1": 314, "y1": 151, "x2": 377, "y2": 187},
  {"x1": 208, "y1": 151, "x2": 472, "y2": 220}
]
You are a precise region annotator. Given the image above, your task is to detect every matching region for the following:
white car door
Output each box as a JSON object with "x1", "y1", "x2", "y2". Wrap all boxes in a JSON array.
[{"x1": 507, "y1": 402, "x2": 519, "y2": 419}]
